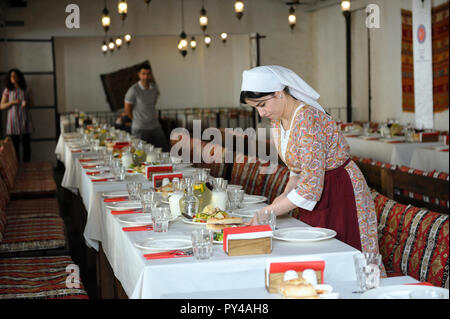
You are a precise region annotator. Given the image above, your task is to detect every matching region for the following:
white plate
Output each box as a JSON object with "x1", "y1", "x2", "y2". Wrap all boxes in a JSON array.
[
  {"x1": 243, "y1": 195, "x2": 267, "y2": 204},
  {"x1": 105, "y1": 201, "x2": 142, "y2": 211},
  {"x1": 135, "y1": 236, "x2": 192, "y2": 252},
  {"x1": 88, "y1": 172, "x2": 114, "y2": 179},
  {"x1": 361, "y1": 285, "x2": 449, "y2": 299},
  {"x1": 181, "y1": 217, "x2": 207, "y2": 226},
  {"x1": 232, "y1": 204, "x2": 268, "y2": 218},
  {"x1": 117, "y1": 215, "x2": 153, "y2": 226},
  {"x1": 102, "y1": 190, "x2": 129, "y2": 198},
  {"x1": 273, "y1": 227, "x2": 337, "y2": 242}
]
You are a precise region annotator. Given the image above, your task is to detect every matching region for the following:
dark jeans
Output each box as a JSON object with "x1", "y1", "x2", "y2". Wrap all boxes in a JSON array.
[
  {"x1": 11, "y1": 134, "x2": 31, "y2": 162},
  {"x1": 132, "y1": 127, "x2": 170, "y2": 152}
]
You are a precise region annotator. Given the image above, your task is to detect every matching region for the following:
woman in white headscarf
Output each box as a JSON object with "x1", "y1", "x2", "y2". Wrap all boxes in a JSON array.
[{"x1": 241, "y1": 65, "x2": 385, "y2": 274}]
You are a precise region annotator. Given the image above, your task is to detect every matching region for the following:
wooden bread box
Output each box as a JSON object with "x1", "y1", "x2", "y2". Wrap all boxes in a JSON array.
[
  {"x1": 265, "y1": 269, "x2": 323, "y2": 294},
  {"x1": 223, "y1": 225, "x2": 273, "y2": 257}
]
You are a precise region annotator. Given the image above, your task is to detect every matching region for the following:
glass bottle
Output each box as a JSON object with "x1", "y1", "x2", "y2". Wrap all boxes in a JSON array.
[
  {"x1": 193, "y1": 169, "x2": 212, "y2": 213},
  {"x1": 121, "y1": 146, "x2": 134, "y2": 168},
  {"x1": 179, "y1": 177, "x2": 199, "y2": 218},
  {"x1": 133, "y1": 140, "x2": 147, "y2": 165},
  {"x1": 168, "y1": 178, "x2": 183, "y2": 219},
  {"x1": 210, "y1": 178, "x2": 228, "y2": 211}
]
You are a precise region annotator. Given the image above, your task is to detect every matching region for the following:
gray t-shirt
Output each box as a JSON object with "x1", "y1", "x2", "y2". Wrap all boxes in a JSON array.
[{"x1": 124, "y1": 81, "x2": 161, "y2": 131}]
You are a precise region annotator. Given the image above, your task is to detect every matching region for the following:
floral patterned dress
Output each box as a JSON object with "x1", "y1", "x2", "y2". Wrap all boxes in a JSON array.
[{"x1": 272, "y1": 104, "x2": 386, "y2": 276}]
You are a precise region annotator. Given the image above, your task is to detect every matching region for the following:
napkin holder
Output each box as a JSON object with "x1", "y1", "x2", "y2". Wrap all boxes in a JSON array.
[
  {"x1": 223, "y1": 225, "x2": 272, "y2": 257},
  {"x1": 145, "y1": 164, "x2": 173, "y2": 180},
  {"x1": 415, "y1": 132, "x2": 439, "y2": 142},
  {"x1": 152, "y1": 172, "x2": 183, "y2": 188},
  {"x1": 264, "y1": 258, "x2": 325, "y2": 294}
]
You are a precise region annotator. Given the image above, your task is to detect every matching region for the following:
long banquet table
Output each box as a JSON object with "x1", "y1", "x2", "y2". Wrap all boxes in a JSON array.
[
  {"x1": 344, "y1": 134, "x2": 448, "y2": 172},
  {"x1": 56, "y1": 133, "x2": 420, "y2": 299}
]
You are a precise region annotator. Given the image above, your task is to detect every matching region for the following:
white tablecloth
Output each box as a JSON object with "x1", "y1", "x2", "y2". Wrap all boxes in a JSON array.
[
  {"x1": 410, "y1": 146, "x2": 449, "y2": 173},
  {"x1": 55, "y1": 134, "x2": 415, "y2": 299},
  {"x1": 345, "y1": 135, "x2": 445, "y2": 168}
]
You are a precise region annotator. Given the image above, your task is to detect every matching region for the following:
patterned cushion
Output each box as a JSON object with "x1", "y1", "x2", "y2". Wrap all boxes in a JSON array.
[
  {"x1": 0, "y1": 176, "x2": 10, "y2": 210},
  {"x1": 19, "y1": 161, "x2": 53, "y2": 173},
  {"x1": 230, "y1": 154, "x2": 266, "y2": 195},
  {"x1": 0, "y1": 208, "x2": 6, "y2": 243},
  {"x1": 0, "y1": 216, "x2": 66, "y2": 253},
  {"x1": 10, "y1": 176, "x2": 57, "y2": 197},
  {"x1": 6, "y1": 198, "x2": 60, "y2": 219},
  {"x1": 372, "y1": 191, "x2": 449, "y2": 287},
  {"x1": 2, "y1": 138, "x2": 19, "y2": 174},
  {"x1": 351, "y1": 155, "x2": 397, "y2": 170},
  {"x1": 395, "y1": 166, "x2": 449, "y2": 209},
  {"x1": 0, "y1": 256, "x2": 89, "y2": 299},
  {"x1": 0, "y1": 146, "x2": 17, "y2": 190},
  {"x1": 260, "y1": 164, "x2": 290, "y2": 203}
]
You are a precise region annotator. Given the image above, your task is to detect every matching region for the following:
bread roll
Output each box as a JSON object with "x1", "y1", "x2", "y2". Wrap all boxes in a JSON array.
[
  {"x1": 279, "y1": 283, "x2": 318, "y2": 299},
  {"x1": 207, "y1": 217, "x2": 243, "y2": 225}
]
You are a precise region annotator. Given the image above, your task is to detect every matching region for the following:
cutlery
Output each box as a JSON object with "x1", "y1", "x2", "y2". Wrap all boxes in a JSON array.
[{"x1": 182, "y1": 213, "x2": 193, "y2": 220}]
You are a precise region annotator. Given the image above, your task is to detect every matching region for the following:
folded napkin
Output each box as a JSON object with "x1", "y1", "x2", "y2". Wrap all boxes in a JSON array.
[
  {"x1": 71, "y1": 150, "x2": 82, "y2": 153},
  {"x1": 439, "y1": 148, "x2": 449, "y2": 152},
  {"x1": 104, "y1": 197, "x2": 128, "y2": 202},
  {"x1": 111, "y1": 210, "x2": 142, "y2": 215},
  {"x1": 122, "y1": 225, "x2": 153, "y2": 232},
  {"x1": 143, "y1": 250, "x2": 192, "y2": 260},
  {"x1": 80, "y1": 158, "x2": 96, "y2": 163},
  {"x1": 86, "y1": 171, "x2": 102, "y2": 175},
  {"x1": 91, "y1": 178, "x2": 114, "y2": 182},
  {"x1": 385, "y1": 140, "x2": 404, "y2": 144},
  {"x1": 83, "y1": 165, "x2": 97, "y2": 169},
  {"x1": 405, "y1": 282, "x2": 435, "y2": 286}
]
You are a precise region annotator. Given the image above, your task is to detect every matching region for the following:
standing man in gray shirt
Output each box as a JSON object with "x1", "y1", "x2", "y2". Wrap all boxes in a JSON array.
[{"x1": 124, "y1": 64, "x2": 170, "y2": 151}]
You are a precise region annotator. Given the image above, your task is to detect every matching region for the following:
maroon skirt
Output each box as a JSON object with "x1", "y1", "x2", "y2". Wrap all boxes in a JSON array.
[{"x1": 296, "y1": 158, "x2": 362, "y2": 251}]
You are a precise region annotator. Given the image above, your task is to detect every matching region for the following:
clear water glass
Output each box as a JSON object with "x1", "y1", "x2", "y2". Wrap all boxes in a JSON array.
[
  {"x1": 227, "y1": 188, "x2": 245, "y2": 210},
  {"x1": 191, "y1": 229, "x2": 213, "y2": 260},
  {"x1": 256, "y1": 210, "x2": 277, "y2": 230},
  {"x1": 353, "y1": 252, "x2": 382, "y2": 292},
  {"x1": 116, "y1": 165, "x2": 126, "y2": 181},
  {"x1": 127, "y1": 182, "x2": 142, "y2": 201},
  {"x1": 153, "y1": 206, "x2": 171, "y2": 232}
]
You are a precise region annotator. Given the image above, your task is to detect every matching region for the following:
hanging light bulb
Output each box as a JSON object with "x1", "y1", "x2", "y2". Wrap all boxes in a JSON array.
[
  {"x1": 204, "y1": 35, "x2": 211, "y2": 48},
  {"x1": 220, "y1": 32, "x2": 228, "y2": 44},
  {"x1": 288, "y1": 6, "x2": 296, "y2": 30},
  {"x1": 118, "y1": 0, "x2": 128, "y2": 21},
  {"x1": 115, "y1": 37, "x2": 123, "y2": 49},
  {"x1": 341, "y1": 0, "x2": 351, "y2": 12},
  {"x1": 199, "y1": 7, "x2": 208, "y2": 32},
  {"x1": 178, "y1": 31, "x2": 188, "y2": 57},
  {"x1": 101, "y1": 5, "x2": 111, "y2": 33},
  {"x1": 190, "y1": 36, "x2": 197, "y2": 50},
  {"x1": 234, "y1": 1, "x2": 244, "y2": 20},
  {"x1": 102, "y1": 41, "x2": 108, "y2": 55},
  {"x1": 124, "y1": 33, "x2": 131, "y2": 46},
  {"x1": 108, "y1": 38, "x2": 115, "y2": 52}
]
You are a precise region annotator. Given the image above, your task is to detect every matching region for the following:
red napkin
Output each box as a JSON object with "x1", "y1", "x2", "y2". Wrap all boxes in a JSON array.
[
  {"x1": 122, "y1": 225, "x2": 153, "y2": 232},
  {"x1": 386, "y1": 140, "x2": 404, "y2": 144},
  {"x1": 80, "y1": 158, "x2": 96, "y2": 163},
  {"x1": 439, "y1": 148, "x2": 449, "y2": 152},
  {"x1": 86, "y1": 171, "x2": 101, "y2": 175},
  {"x1": 111, "y1": 210, "x2": 142, "y2": 215},
  {"x1": 143, "y1": 250, "x2": 192, "y2": 260},
  {"x1": 103, "y1": 197, "x2": 128, "y2": 202},
  {"x1": 83, "y1": 165, "x2": 96, "y2": 169},
  {"x1": 91, "y1": 178, "x2": 113, "y2": 182},
  {"x1": 72, "y1": 150, "x2": 82, "y2": 153},
  {"x1": 405, "y1": 282, "x2": 435, "y2": 287}
]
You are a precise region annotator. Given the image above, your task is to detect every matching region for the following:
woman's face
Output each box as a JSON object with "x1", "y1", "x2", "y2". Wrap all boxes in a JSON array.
[
  {"x1": 244, "y1": 91, "x2": 284, "y2": 121},
  {"x1": 10, "y1": 72, "x2": 19, "y2": 85}
]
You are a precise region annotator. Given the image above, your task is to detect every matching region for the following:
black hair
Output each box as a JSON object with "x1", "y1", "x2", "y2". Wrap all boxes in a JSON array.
[
  {"x1": 240, "y1": 87, "x2": 289, "y2": 104},
  {"x1": 5, "y1": 68, "x2": 27, "y2": 91},
  {"x1": 138, "y1": 64, "x2": 152, "y2": 72}
]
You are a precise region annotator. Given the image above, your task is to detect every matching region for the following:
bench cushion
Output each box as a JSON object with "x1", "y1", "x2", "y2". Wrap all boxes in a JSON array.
[
  {"x1": 0, "y1": 216, "x2": 66, "y2": 253},
  {"x1": 230, "y1": 154, "x2": 266, "y2": 195},
  {"x1": 6, "y1": 198, "x2": 60, "y2": 219},
  {"x1": 372, "y1": 191, "x2": 449, "y2": 288},
  {"x1": 0, "y1": 256, "x2": 88, "y2": 299}
]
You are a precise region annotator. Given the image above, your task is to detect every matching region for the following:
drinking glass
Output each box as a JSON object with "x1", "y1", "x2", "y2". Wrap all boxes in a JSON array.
[
  {"x1": 191, "y1": 229, "x2": 213, "y2": 259},
  {"x1": 141, "y1": 189, "x2": 160, "y2": 209},
  {"x1": 127, "y1": 182, "x2": 142, "y2": 201},
  {"x1": 256, "y1": 210, "x2": 277, "y2": 230},
  {"x1": 110, "y1": 159, "x2": 122, "y2": 177},
  {"x1": 153, "y1": 206, "x2": 171, "y2": 232},
  {"x1": 116, "y1": 165, "x2": 126, "y2": 181},
  {"x1": 227, "y1": 188, "x2": 245, "y2": 210},
  {"x1": 353, "y1": 252, "x2": 382, "y2": 292}
]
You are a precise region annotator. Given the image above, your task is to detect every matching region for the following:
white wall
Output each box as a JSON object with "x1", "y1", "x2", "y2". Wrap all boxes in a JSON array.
[{"x1": 311, "y1": 0, "x2": 449, "y2": 131}]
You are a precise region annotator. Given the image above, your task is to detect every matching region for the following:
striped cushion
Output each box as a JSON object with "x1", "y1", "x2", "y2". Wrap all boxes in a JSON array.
[
  {"x1": 0, "y1": 147, "x2": 17, "y2": 190},
  {"x1": 0, "y1": 216, "x2": 66, "y2": 253},
  {"x1": 0, "y1": 256, "x2": 88, "y2": 299},
  {"x1": 19, "y1": 161, "x2": 53, "y2": 173},
  {"x1": 372, "y1": 191, "x2": 449, "y2": 287},
  {"x1": 0, "y1": 208, "x2": 6, "y2": 243},
  {"x1": 395, "y1": 166, "x2": 449, "y2": 209},
  {"x1": 260, "y1": 164, "x2": 290, "y2": 203},
  {"x1": 10, "y1": 176, "x2": 57, "y2": 197},
  {"x1": 0, "y1": 176, "x2": 10, "y2": 210},
  {"x1": 6, "y1": 198, "x2": 60, "y2": 219},
  {"x1": 351, "y1": 155, "x2": 397, "y2": 170},
  {"x1": 2, "y1": 138, "x2": 19, "y2": 174},
  {"x1": 230, "y1": 154, "x2": 265, "y2": 195}
]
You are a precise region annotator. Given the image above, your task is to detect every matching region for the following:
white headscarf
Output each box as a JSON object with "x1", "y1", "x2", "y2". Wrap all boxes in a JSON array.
[{"x1": 241, "y1": 65, "x2": 326, "y2": 113}]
